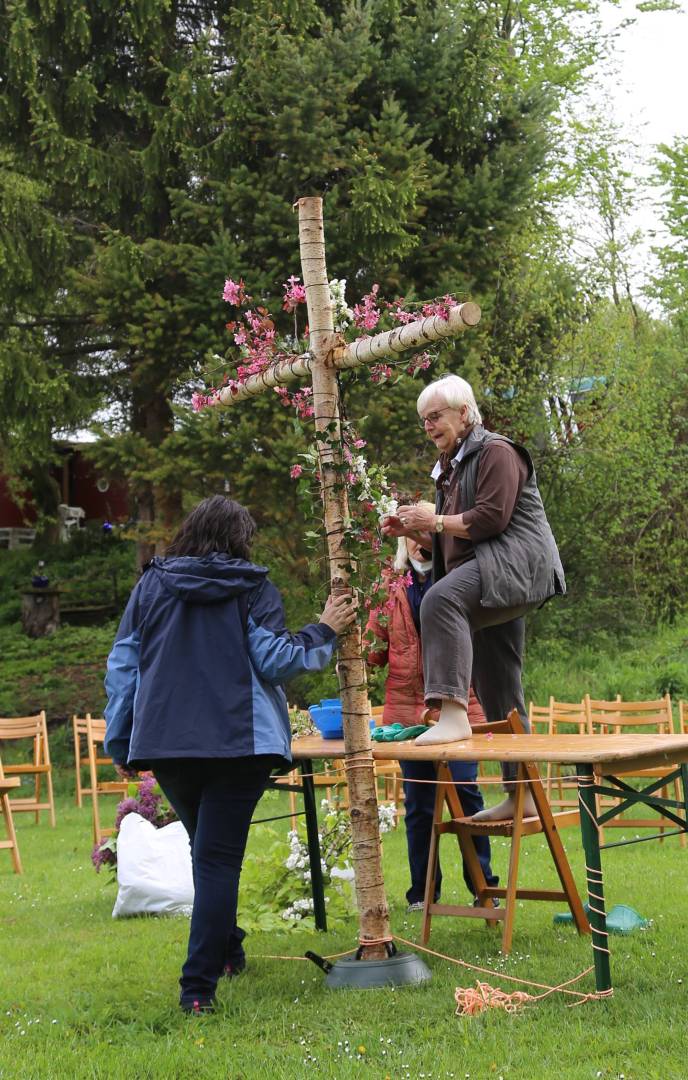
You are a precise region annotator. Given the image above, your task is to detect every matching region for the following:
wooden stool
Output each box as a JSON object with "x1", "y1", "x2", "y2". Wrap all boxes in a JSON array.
[{"x1": 420, "y1": 712, "x2": 590, "y2": 954}]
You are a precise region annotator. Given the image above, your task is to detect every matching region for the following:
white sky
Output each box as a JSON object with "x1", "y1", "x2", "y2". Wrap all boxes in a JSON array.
[
  {"x1": 588, "y1": 0, "x2": 688, "y2": 295},
  {"x1": 601, "y1": 0, "x2": 687, "y2": 151}
]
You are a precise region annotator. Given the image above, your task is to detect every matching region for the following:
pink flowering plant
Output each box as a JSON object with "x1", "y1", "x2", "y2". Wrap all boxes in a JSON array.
[
  {"x1": 91, "y1": 776, "x2": 177, "y2": 875},
  {"x1": 193, "y1": 274, "x2": 458, "y2": 410}
]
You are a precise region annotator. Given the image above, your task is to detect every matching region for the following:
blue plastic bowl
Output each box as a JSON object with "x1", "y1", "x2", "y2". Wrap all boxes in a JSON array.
[{"x1": 308, "y1": 704, "x2": 343, "y2": 740}]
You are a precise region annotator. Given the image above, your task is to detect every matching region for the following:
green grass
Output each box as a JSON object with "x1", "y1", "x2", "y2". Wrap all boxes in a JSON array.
[{"x1": 1, "y1": 787, "x2": 688, "y2": 1079}]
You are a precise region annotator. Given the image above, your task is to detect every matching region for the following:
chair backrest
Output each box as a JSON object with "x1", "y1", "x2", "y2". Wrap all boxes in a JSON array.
[
  {"x1": 678, "y1": 700, "x2": 687, "y2": 734},
  {"x1": 550, "y1": 698, "x2": 589, "y2": 735},
  {"x1": 528, "y1": 701, "x2": 552, "y2": 735},
  {"x1": 0, "y1": 713, "x2": 51, "y2": 764},
  {"x1": 585, "y1": 694, "x2": 674, "y2": 735},
  {"x1": 472, "y1": 710, "x2": 526, "y2": 737},
  {"x1": 0, "y1": 712, "x2": 55, "y2": 825}
]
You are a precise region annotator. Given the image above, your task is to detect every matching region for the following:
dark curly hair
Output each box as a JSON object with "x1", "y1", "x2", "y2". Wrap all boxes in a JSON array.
[{"x1": 166, "y1": 496, "x2": 256, "y2": 560}]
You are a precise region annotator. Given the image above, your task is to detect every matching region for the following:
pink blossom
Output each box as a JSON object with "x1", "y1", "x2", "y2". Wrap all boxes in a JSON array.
[
  {"x1": 353, "y1": 284, "x2": 381, "y2": 331},
  {"x1": 370, "y1": 363, "x2": 393, "y2": 383},
  {"x1": 406, "y1": 351, "x2": 433, "y2": 376},
  {"x1": 283, "y1": 275, "x2": 307, "y2": 313},
  {"x1": 290, "y1": 464, "x2": 303, "y2": 479},
  {"x1": 223, "y1": 278, "x2": 243, "y2": 305},
  {"x1": 191, "y1": 392, "x2": 207, "y2": 412},
  {"x1": 387, "y1": 299, "x2": 418, "y2": 325},
  {"x1": 421, "y1": 295, "x2": 456, "y2": 320},
  {"x1": 353, "y1": 438, "x2": 367, "y2": 449}
]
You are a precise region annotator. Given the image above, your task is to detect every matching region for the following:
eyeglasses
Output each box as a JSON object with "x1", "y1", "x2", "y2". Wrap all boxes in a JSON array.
[{"x1": 418, "y1": 407, "x2": 453, "y2": 429}]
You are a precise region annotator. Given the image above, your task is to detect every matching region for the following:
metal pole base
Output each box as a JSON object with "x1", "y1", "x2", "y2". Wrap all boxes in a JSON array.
[{"x1": 322, "y1": 951, "x2": 432, "y2": 989}]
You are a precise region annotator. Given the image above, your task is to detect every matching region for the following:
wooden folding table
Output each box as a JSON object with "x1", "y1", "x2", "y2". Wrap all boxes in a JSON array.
[{"x1": 290, "y1": 732, "x2": 688, "y2": 993}]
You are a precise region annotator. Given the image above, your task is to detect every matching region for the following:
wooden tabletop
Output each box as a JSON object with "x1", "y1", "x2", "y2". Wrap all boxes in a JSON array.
[{"x1": 291, "y1": 733, "x2": 688, "y2": 773}]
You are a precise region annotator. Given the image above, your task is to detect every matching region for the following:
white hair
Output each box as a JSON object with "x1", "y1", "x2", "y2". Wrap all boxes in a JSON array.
[
  {"x1": 417, "y1": 374, "x2": 482, "y2": 425},
  {"x1": 393, "y1": 501, "x2": 436, "y2": 570}
]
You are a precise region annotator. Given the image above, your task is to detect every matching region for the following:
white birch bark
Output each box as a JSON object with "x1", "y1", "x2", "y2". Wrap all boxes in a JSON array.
[
  {"x1": 297, "y1": 196, "x2": 391, "y2": 959},
  {"x1": 213, "y1": 302, "x2": 480, "y2": 407}
]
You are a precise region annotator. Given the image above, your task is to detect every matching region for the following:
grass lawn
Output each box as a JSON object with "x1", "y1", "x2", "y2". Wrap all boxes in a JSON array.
[{"x1": 1, "y1": 785, "x2": 687, "y2": 1080}]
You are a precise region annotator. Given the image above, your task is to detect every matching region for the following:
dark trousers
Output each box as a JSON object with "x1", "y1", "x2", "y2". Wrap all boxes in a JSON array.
[
  {"x1": 401, "y1": 759, "x2": 498, "y2": 904},
  {"x1": 152, "y1": 757, "x2": 274, "y2": 1006}
]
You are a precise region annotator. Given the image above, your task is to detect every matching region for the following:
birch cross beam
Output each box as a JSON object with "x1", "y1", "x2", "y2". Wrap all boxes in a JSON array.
[{"x1": 212, "y1": 302, "x2": 481, "y2": 408}]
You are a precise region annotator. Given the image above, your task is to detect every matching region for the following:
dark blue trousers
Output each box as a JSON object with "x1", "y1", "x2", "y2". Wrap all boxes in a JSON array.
[
  {"x1": 153, "y1": 757, "x2": 274, "y2": 1007},
  {"x1": 401, "y1": 759, "x2": 498, "y2": 904}
]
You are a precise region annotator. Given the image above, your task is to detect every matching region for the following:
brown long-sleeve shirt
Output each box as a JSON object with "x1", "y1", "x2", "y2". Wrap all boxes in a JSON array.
[{"x1": 437, "y1": 439, "x2": 529, "y2": 573}]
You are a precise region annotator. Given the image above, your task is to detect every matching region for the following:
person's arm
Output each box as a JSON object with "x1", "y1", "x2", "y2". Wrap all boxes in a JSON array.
[
  {"x1": 104, "y1": 586, "x2": 142, "y2": 766},
  {"x1": 389, "y1": 444, "x2": 528, "y2": 542},
  {"x1": 246, "y1": 581, "x2": 355, "y2": 685},
  {"x1": 461, "y1": 442, "x2": 528, "y2": 540},
  {"x1": 383, "y1": 503, "x2": 469, "y2": 542}
]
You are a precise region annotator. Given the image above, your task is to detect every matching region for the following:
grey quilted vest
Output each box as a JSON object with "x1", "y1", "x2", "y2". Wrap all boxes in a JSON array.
[{"x1": 433, "y1": 426, "x2": 566, "y2": 609}]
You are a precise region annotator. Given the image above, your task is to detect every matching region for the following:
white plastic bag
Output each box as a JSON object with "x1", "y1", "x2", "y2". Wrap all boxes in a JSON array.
[{"x1": 112, "y1": 813, "x2": 194, "y2": 918}]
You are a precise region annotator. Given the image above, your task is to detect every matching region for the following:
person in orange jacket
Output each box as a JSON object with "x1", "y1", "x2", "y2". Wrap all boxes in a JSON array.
[{"x1": 366, "y1": 506, "x2": 498, "y2": 910}]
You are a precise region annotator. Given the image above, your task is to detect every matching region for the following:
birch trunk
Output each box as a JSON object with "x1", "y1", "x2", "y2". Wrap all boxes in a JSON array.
[
  {"x1": 214, "y1": 302, "x2": 480, "y2": 407},
  {"x1": 297, "y1": 196, "x2": 391, "y2": 958}
]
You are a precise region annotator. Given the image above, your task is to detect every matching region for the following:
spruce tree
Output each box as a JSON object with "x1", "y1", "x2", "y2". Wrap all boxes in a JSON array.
[{"x1": 1, "y1": 0, "x2": 608, "y2": 562}]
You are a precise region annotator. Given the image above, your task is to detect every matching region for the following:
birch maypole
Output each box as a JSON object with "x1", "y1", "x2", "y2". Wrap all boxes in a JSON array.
[
  {"x1": 210, "y1": 196, "x2": 481, "y2": 968},
  {"x1": 297, "y1": 196, "x2": 390, "y2": 958}
]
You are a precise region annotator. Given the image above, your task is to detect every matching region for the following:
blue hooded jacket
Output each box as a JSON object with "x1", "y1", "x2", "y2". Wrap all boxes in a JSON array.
[{"x1": 104, "y1": 553, "x2": 336, "y2": 768}]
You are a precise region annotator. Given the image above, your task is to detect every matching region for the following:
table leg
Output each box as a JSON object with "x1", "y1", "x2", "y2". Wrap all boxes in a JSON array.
[
  {"x1": 577, "y1": 763, "x2": 612, "y2": 994},
  {"x1": 300, "y1": 758, "x2": 327, "y2": 932}
]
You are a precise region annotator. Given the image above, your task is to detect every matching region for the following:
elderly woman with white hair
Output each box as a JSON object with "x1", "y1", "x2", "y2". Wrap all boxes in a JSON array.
[
  {"x1": 382, "y1": 374, "x2": 566, "y2": 821},
  {"x1": 366, "y1": 503, "x2": 497, "y2": 909}
]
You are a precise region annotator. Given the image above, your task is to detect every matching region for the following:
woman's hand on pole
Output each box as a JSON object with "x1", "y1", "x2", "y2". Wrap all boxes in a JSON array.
[{"x1": 319, "y1": 592, "x2": 357, "y2": 634}]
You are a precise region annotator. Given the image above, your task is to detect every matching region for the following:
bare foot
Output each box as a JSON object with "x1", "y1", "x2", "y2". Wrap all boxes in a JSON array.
[
  {"x1": 472, "y1": 791, "x2": 538, "y2": 822},
  {"x1": 415, "y1": 702, "x2": 472, "y2": 745}
]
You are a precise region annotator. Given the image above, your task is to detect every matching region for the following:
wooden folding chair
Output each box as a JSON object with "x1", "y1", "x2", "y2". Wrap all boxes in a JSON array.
[
  {"x1": 0, "y1": 754, "x2": 23, "y2": 874},
  {"x1": 585, "y1": 694, "x2": 684, "y2": 845},
  {"x1": 528, "y1": 701, "x2": 552, "y2": 735},
  {"x1": 84, "y1": 716, "x2": 132, "y2": 845},
  {"x1": 420, "y1": 710, "x2": 589, "y2": 954},
  {"x1": 73, "y1": 713, "x2": 106, "y2": 807},
  {"x1": 0, "y1": 712, "x2": 56, "y2": 826},
  {"x1": 547, "y1": 698, "x2": 590, "y2": 810}
]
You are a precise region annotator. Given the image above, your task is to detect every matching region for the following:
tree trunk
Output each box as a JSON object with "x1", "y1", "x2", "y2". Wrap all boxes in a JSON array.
[
  {"x1": 131, "y1": 378, "x2": 183, "y2": 569},
  {"x1": 297, "y1": 197, "x2": 391, "y2": 959}
]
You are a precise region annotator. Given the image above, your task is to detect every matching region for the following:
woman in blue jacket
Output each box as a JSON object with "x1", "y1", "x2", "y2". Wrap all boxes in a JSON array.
[{"x1": 104, "y1": 495, "x2": 354, "y2": 1014}]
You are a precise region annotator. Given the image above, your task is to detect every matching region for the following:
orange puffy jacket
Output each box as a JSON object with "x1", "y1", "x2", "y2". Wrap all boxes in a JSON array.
[{"x1": 365, "y1": 576, "x2": 485, "y2": 728}]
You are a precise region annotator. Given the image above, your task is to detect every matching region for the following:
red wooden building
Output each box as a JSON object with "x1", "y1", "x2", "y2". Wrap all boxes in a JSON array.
[{"x1": 0, "y1": 441, "x2": 129, "y2": 538}]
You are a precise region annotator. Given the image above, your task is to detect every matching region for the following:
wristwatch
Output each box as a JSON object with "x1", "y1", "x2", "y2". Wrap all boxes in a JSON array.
[{"x1": 434, "y1": 515, "x2": 444, "y2": 533}]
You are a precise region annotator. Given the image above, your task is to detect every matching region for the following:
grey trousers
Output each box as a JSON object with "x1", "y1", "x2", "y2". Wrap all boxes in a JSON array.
[{"x1": 420, "y1": 560, "x2": 534, "y2": 785}]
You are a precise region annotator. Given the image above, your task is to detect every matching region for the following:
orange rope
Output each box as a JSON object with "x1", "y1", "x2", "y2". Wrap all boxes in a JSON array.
[{"x1": 254, "y1": 933, "x2": 613, "y2": 1008}]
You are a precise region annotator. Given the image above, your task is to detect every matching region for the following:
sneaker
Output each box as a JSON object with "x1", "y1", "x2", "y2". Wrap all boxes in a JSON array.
[
  {"x1": 181, "y1": 997, "x2": 215, "y2": 1015},
  {"x1": 406, "y1": 901, "x2": 425, "y2": 913},
  {"x1": 473, "y1": 896, "x2": 500, "y2": 908}
]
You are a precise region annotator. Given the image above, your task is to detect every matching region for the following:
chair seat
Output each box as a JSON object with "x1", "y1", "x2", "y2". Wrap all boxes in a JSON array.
[
  {"x1": 443, "y1": 809, "x2": 580, "y2": 837},
  {"x1": 0, "y1": 778, "x2": 21, "y2": 793}
]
